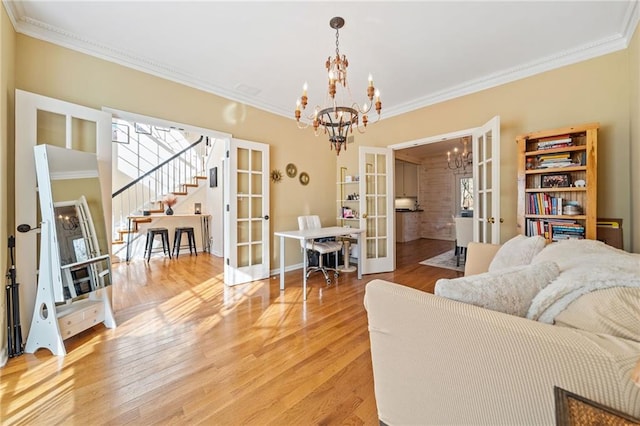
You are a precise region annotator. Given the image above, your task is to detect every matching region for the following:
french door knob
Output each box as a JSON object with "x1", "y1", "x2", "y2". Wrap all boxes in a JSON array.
[{"x1": 264, "y1": 215, "x2": 270, "y2": 220}]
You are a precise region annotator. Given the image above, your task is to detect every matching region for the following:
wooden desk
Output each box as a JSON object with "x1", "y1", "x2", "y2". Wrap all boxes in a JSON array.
[
  {"x1": 126, "y1": 214, "x2": 211, "y2": 261},
  {"x1": 274, "y1": 227, "x2": 364, "y2": 300}
]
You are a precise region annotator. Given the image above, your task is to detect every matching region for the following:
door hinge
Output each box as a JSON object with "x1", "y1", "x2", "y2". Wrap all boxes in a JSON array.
[
  {"x1": 226, "y1": 204, "x2": 230, "y2": 212},
  {"x1": 226, "y1": 150, "x2": 230, "y2": 158},
  {"x1": 226, "y1": 258, "x2": 230, "y2": 265}
]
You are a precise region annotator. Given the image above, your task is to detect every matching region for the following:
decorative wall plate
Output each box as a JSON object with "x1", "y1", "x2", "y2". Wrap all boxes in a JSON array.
[
  {"x1": 286, "y1": 163, "x2": 297, "y2": 178},
  {"x1": 299, "y1": 172, "x2": 310, "y2": 186},
  {"x1": 271, "y1": 169, "x2": 283, "y2": 183}
]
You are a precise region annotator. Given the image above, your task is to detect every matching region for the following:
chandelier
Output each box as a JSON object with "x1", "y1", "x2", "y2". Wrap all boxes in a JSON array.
[
  {"x1": 295, "y1": 17, "x2": 381, "y2": 155},
  {"x1": 447, "y1": 137, "x2": 472, "y2": 172}
]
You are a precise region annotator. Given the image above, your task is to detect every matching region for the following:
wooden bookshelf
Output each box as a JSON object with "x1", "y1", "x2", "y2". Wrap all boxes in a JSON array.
[{"x1": 516, "y1": 123, "x2": 598, "y2": 242}]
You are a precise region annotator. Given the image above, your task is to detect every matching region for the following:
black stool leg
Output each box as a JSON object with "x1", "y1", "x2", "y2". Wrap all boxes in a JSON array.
[
  {"x1": 146, "y1": 233, "x2": 154, "y2": 262},
  {"x1": 189, "y1": 230, "x2": 197, "y2": 256},
  {"x1": 167, "y1": 231, "x2": 172, "y2": 258}
]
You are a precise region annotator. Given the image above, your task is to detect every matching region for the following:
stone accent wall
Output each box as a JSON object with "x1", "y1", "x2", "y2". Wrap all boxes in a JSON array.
[{"x1": 418, "y1": 156, "x2": 455, "y2": 241}]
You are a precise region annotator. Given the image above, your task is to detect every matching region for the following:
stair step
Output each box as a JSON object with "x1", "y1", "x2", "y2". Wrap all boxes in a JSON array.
[
  {"x1": 171, "y1": 191, "x2": 187, "y2": 196},
  {"x1": 148, "y1": 209, "x2": 164, "y2": 214},
  {"x1": 184, "y1": 183, "x2": 199, "y2": 188},
  {"x1": 112, "y1": 240, "x2": 125, "y2": 245},
  {"x1": 195, "y1": 176, "x2": 207, "y2": 180},
  {"x1": 133, "y1": 217, "x2": 153, "y2": 223}
]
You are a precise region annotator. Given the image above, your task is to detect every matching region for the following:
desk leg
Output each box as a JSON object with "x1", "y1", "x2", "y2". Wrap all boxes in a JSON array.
[
  {"x1": 357, "y1": 234, "x2": 362, "y2": 280},
  {"x1": 303, "y1": 239, "x2": 308, "y2": 300},
  {"x1": 279, "y1": 235, "x2": 285, "y2": 291},
  {"x1": 200, "y1": 216, "x2": 210, "y2": 253}
]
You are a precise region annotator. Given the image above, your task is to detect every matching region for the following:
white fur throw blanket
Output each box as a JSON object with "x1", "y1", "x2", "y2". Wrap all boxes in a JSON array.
[{"x1": 526, "y1": 240, "x2": 640, "y2": 323}]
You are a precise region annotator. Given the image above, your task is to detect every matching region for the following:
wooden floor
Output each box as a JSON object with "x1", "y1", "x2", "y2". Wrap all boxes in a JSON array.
[{"x1": 1, "y1": 238, "x2": 460, "y2": 425}]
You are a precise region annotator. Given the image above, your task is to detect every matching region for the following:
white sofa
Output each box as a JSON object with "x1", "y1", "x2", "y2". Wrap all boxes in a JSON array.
[{"x1": 365, "y1": 238, "x2": 640, "y2": 425}]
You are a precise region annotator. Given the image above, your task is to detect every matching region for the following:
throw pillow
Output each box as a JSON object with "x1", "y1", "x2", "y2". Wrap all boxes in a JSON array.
[
  {"x1": 435, "y1": 261, "x2": 560, "y2": 317},
  {"x1": 554, "y1": 287, "x2": 640, "y2": 343},
  {"x1": 488, "y1": 234, "x2": 546, "y2": 272}
]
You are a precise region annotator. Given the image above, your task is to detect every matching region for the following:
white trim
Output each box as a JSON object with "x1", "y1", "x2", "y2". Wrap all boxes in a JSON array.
[
  {"x1": 102, "y1": 108, "x2": 232, "y2": 141},
  {"x1": 389, "y1": 127, "x2": 478, "y2": 151}
]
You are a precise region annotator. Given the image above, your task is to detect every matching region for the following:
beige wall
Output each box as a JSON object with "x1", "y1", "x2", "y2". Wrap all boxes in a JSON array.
[
  {"x1": 14, "y1": 34, "x2": 338, "y2": 269},
  {"x1": 338, "y1": 48, "x2": 636, "y2": 252},
  {"x1": 1, "y1": 4, "x2": 15, "y2": 366}
]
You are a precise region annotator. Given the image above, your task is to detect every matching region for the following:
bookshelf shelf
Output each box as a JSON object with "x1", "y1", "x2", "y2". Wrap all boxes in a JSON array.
[
  {"x1": 525, "y1": 165, "x2": 587, "y2": 175},
  {"x1": 525, "y1": 214, "x2": 587, "y2": 220},
  {"x1": 524, "y1": 145, "x2": 586, "y2": 157},
  {"x1": 337, "y1": 171, "x2": 362, "y2": 226},
  {"x1": 524, "y1": 187, "x2": 587, "y2": 193},
  {"x1": 517, "y1": 123, "x2": 598, "y2": 242}
]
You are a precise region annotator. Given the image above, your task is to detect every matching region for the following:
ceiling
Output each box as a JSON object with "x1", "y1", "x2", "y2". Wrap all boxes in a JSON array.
[{"x1": 4, "y1": 1, "x2": 639, "y2": 158}]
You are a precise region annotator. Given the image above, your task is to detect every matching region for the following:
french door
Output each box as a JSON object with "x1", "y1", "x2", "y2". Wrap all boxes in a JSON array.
[
  {"x1": 358, "y1": 146, "x2": 395, "y2": 274},
  {"x1": 472, "y1": 115, "x2": 501, "y2": 243},
  {"x1": 223, "y1": 138, "x2": 270, "y2": 285}
]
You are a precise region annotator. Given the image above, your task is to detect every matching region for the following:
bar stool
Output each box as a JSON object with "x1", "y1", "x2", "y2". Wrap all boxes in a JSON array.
[
  {"x1": 173, "y1": 226, "x2": 197, "y2": 257},
  {"x1": 144, "y1": 227, "x2": 171, "y2": 262}
]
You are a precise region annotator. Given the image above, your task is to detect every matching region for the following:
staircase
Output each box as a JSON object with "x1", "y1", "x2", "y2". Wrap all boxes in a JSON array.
[{"x1": 111, "y1": 122, "x2": 212, "y2": 258}]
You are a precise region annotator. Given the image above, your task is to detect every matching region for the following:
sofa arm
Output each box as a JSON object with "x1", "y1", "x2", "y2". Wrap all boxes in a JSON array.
[
  {"x1": 464, "y1": 242, "x2": 501, "y2": 275},
  {"x1": 364, "y1": 279, "x2": 640, "y2": 426}
]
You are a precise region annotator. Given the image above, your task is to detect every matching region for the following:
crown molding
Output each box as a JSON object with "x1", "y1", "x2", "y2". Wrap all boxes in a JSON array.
[
  {"x1": 383, "y1": 32, "x2": 630, "y2": 120},
  {"x1": 5, "y1": 0, "x2": 639, "y2": 123}
]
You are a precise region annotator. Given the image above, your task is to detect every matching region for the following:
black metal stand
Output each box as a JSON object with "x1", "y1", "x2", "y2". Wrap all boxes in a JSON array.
[{"x1": 6, "y1": 236, "x2": 23, "y2": 357}]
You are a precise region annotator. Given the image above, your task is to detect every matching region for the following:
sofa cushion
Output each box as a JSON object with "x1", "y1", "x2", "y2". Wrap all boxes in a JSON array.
[
  {"x1": 554, "y1": 287, "x2": 640, "y2": 343},
  {"x1": 435, "y1": 261, "x2": 560, "y2": 317},
  {"x1": 488, "y1": 235, "x2": 546, "y2": 272}
]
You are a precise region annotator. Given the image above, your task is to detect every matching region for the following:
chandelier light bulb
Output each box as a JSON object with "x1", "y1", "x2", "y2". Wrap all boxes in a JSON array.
[
  {"x1": 447, "y1": 137, "x2": 473, "y2": 172},
  {"x1": 303, "y1": 82, "x2": 308, "y2": 95},
  {"x1": 368, "y1": 74, "x2": 374, "y2": 87}
]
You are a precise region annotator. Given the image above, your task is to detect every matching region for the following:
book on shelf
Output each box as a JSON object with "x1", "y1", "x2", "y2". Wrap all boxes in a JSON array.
[
  {"x1": 549, "y1": 221, "x2": 585, "y2": 241},
  {"x1": 528, "y1": 194, "x2": 563, "y2": 215},
  {"x1": 536, "y1": 136, "x2": 573, "y2": 151},
  {"x1": 526, "y1": 218, "x2": 585, "y2": 240}
]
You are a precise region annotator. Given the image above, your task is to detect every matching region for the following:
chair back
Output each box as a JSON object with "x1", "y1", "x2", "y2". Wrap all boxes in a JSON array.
[
  {"x1": 454, "y1": 216, "x2": 474, "y2": 248},
  {"x1": 298, "y1": 215, "x2": 322, "y2": 249}
]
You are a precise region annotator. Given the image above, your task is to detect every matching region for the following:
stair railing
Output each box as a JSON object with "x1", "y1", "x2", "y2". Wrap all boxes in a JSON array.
[{"x1": 112, "y1": 135, "x2": 210, "y2": 246}]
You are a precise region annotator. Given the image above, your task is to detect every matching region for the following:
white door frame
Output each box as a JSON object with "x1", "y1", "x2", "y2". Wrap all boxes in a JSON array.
[
  {"x1": 15, "y1": 89, "x2": 112, "y2": 337},
  {"x1": 388, "y1": 117, "x2": 501, "y2": 247}
]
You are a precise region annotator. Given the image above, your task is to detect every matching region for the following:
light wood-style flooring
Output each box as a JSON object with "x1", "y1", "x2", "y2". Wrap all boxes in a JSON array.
[{"x1": 1, "y1": 238, "x2": 461, "y2": 425}]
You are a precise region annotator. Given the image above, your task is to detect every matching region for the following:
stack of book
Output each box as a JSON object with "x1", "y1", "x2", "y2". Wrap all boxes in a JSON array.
[
  {"x1": 528, "y1": 193, "x2": 563, "y2": 215},
  {"x1": 549, "y1": 221, "x2": 585, "y2": 240},
  {"x1": 535, "y1": 152, "x2": 573, "y2": 169},
  {"x1": 536, "y1": 135, "x2": 573, "y2": 150},
  {"x1": 526, "y1": 218, "x2": 585, "y2": 240}
]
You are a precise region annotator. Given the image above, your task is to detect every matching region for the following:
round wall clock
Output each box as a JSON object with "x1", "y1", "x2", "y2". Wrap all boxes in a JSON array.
[
  {"x1": 299, "y1": 172, "x2": 310, "y2": 186},
  {"x1": 286, "y1": 163, "x2": 297, "y2": 178}
]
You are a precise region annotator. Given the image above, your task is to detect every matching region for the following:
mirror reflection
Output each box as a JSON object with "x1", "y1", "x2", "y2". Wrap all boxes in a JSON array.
[{"x1": 35, "y1": 144, "x2": 111, "y2": 302}]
